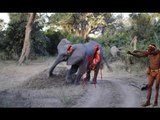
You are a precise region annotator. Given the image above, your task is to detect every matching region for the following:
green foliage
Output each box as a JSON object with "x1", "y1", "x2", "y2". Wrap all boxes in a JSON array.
[
  {"x1": 0, "y1": 31, "x2": 5, "y2": 49},
  {"x1": 0, "y1": 31, "x2": 7, "y2": 60},
  {"x1": 0, "y1": 13, "x2": 48, "y2": 60},
  {"x1": 45, "y1": 30, "x2": 64, "y2": 55},
  {"x1": 9, "y1": 13, "x2": 28, "y2": 23},
  {"x1": 129, "y1": 13, "x2": 153, "y2": 40},
  {"x1": 153, "y1": 19, "x2": 160, "y2": 49},
  {"x1": 3, "y1": 20, "x2": 26, "y2": 59},
  {"x1": 31, "y1": 21, "x2": 48, "y2": 57},
  {"x1": 0, "y1": 19, "x2": 5, "y2": 31},
  {"x1": 1, "y1": 12, "x2": 160, "y2": 65},
  {"x1": 48, "y1": 13, "x2": 111, "y2": 41},
  {"x1": 63, "y1": 32, "x2": 84, "y2": 44},
  {"x1": 95, "y1": 30, "x2": 130, "y2": 49},
  {"x1": 44, "y1": 30, "x2": 84, "y2": 56}
]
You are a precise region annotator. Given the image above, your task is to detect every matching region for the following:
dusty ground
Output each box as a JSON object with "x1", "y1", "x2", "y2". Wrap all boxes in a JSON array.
[{"x1": 0, "y1": 58, "x2": 159, "y2": 108}]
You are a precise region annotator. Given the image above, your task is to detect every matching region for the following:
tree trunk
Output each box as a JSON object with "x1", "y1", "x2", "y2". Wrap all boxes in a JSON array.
[
  {"x1": 130, "y1": 36, "x2": 137, "y2": 50},
  {"x1": 18, "y1": 13, "x2": 36, "y2": 65},
  {"x1": 82, "y1": 27, "x2": 91, "y2": 42}
]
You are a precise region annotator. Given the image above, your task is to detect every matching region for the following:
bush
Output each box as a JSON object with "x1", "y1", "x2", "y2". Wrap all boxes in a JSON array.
[
  {"x1": 45, "y1": 31, "x2": 64, "y2": 55},
  {"x1": 0, "y1": 20, "x2": 48, "y2": 60},
  {"x1": 63, "y1": 32, "x2": 84, "y2": 44},
  {"x1": 2, "y1": 20, "x2": 26, "y2": 59}
]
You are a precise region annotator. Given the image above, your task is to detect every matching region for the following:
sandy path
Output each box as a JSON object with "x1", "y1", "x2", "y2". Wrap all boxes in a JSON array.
[
  {"x1": 73, "y1": 75, "x2": 141, "y2": 107},
  {"x1": 0, "y1": 59, "x2": 159, "y2": 107},
  {"x1": 0, "y1": 58, "x2": 61, "y2": 90}
]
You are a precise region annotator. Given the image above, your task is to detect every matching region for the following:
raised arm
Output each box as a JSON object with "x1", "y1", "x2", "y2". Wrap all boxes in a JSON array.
[
  {"x1": 127, "y1": 50, "x2": 148, "y2": 58},
  {"x1": 133, "y1": 50, "x2": 148, "y2": 54}
]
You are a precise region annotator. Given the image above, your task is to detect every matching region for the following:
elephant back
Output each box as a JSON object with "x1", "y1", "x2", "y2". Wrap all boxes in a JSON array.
[
  {"x1": 67, "y1": 44, "x2": 85, "y2": 65},
  {"x1": 84, "y1": 41, "x2": 103, "y2": 62},
  {"x1": 85, "y1": 41, "x2": 102, "y2": 63}
]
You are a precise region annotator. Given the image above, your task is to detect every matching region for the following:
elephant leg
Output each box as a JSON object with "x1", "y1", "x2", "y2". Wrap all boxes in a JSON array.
[
  {"x1": 66, "y1": 65, "x2": 79, "y2": 83},
  {"x1": 83, "y1": 65, "x2": 91, "y2": 82},
  {"x1": 74, "y1": 64, "x2": 87, "y2": 85},
  {"x1": 91, "y1": 64, "x2": 100, "y2": 84}
]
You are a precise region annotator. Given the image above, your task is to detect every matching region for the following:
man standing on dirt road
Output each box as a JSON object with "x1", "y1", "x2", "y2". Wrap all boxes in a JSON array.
[{"x1": 127, "y1": 44, "x2": 160, "y2": 107}]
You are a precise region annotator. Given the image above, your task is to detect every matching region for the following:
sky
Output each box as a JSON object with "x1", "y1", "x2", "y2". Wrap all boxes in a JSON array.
[{"x1": 0, "y1": 13, "x2": 9, "y2": 23}]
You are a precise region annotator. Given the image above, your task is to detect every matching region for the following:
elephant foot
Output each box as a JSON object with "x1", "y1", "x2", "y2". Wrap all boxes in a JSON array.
[
  {"x1": 65, "y1": 80, "x2": 72, "y2": 85},
  {"x1": 86, "y1": 80, "x2": 91, "y2": 84},
  {"x1": 83, "y1": 77, "x2": 90, "y2": 82},
  {"x1": 74, "y1": 80, "x2": 80, "y2": 85},
  {"x1": 74, "y1": 82, "x2": 80, "y2": 85},
  {"x1": 66, "y1": 76, "x2": 74, "y2": 84},
  {"x1": 90, "y1": 80, "x2": 97, "y2": 84}
]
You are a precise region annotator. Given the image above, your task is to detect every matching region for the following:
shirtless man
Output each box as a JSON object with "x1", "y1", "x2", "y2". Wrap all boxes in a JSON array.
[{"x1": 127, "y1": 44, "x2": 160, "y2": 106}]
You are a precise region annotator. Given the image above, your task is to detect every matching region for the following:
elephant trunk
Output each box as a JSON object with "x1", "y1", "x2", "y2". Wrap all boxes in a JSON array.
[{"x1": 49, "y1": 55, "x2": 62, "y2": 77}]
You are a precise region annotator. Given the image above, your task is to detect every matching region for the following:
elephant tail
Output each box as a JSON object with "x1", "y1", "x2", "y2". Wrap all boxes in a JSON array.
[{"x1": 102, "y1": 51, "x2": 113, "y2": 72}]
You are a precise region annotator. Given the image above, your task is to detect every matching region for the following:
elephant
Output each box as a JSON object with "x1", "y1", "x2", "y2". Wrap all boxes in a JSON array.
[
  {"x1": 110, "y1": 46, "x2": 121, "y2": 62},
  {"x1": 109, "y1": 46, "x2": 134, "y2": 72},
  {"x1": 110, "y1": 46, "x2": 120, "y2": 58},
  {"x1": 49, "y1": 38, "x2": 112, "y2": 85}
]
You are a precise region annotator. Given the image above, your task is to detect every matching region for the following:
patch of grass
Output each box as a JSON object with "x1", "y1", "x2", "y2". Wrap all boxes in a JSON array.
[
  {"x1": 0, "y1": 60, "x2": 18, "y2": 70},
  {"x1": 129, "y1": 63, "x2": 146, "y2": 74},
  {"x1": 111, "y1": 61, "x2": 146, "y2": 75},
  {"x1": 31, "y1": 56, "x2": 52, "y2": 63},
  {"x1": 56, "y1": 85, "x2": 86, "y2": 107},
  {"x1": 0, "y1": 52, "x2": 8, "y2": 61}
]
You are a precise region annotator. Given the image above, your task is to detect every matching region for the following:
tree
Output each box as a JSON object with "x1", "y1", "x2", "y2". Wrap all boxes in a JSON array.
[
  {"x1": 48, "y1": 13, "x2": 108, "y2": 42},
  {"x1": 19, "y1": 13, "x2": 36, "y2": 65},
  {"x1": 0, "y1": 19, "x2": 5, "y2": 31},
  {"x1": 129, "y1": 13, "x2": 153, "y2": 40},
  {"x1": 1, "y1": 13, "x2": 47, "y2": 60},
  {"x1": 9, "y1": 13, "x2": 28, "y2": 23},
  {"x1": 0, "y1": 19, "x2": 5, "y2": 51}
]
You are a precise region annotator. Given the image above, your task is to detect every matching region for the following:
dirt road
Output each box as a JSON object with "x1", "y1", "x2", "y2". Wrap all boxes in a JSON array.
[
  {"x1": 0, "y1": 59, "x2": 158, "y2": 107},
  {"x1": 74, "y1": 76, "x2": 142, "y2": 107}
]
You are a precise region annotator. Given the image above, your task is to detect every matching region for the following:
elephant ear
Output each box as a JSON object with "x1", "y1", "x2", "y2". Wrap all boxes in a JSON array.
[{"x1": 67, "y1": 46, "x2": 85, "y2": 65}]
